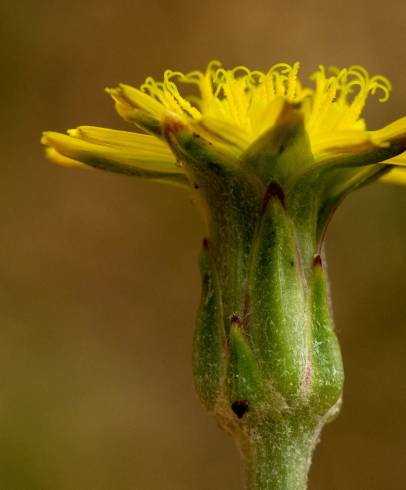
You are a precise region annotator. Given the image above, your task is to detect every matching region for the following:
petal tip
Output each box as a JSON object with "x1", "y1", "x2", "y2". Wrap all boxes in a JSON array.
[{"x1": 41, "y1": 131, "x2": 52, "y2": 145}]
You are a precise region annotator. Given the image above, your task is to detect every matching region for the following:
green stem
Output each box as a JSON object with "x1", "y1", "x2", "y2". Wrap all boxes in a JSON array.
[
  {"x1": 241, "y1": 421, "x2": 318, "y2": 490},
  {"x1": 168, "y1": 111, "x2": 345, "y2": 490}
]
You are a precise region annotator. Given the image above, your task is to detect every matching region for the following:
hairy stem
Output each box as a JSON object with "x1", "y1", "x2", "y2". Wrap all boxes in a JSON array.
[{"x1": 240, "y1": 420, "x2": 319, "y2": 490}]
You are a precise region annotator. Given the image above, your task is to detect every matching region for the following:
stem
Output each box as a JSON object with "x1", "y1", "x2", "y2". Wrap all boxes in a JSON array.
[{"x1": 241, "y1": 420, "x2": 317, "y2": 490}]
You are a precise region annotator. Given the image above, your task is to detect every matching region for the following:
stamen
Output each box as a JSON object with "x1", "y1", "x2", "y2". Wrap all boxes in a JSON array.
[
  {"x1": 163, "y1": 73, "x2": 201, "y2": 120},
  {"x1": 287, "y1": 62, "x2": 300, "y2": 100},
  {"x1": 231, "y1": 65, "x2": 251, "y2": 77},
  {"x1": 369, "y1": 75, "x2": 392, "y2": 102},
  {"x1": 128, "y1": 61, "x2": 391, "y2": 147},
  {"x1": 247, "y1": 70, "x2": 265, "y2": 88}
]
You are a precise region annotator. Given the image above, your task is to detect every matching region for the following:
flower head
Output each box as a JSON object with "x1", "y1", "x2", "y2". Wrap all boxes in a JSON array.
[
  {"x1": 42, "y1": 61, "x2": 406, "y2": 269},
  {"x1": 42, "y1": 61, "x2": 406, "y2": 181},
  {"x1": 111, "y1": 61, "x2": 393, "y2": 149}
]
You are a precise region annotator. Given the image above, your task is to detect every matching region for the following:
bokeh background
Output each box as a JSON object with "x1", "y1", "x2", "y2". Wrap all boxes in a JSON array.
[{"x1": 1, "y1": 0, "x2": 406, "y2": 488}]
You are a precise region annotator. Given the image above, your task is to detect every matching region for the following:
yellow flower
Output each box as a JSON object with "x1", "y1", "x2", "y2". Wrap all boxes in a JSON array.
[
  {"x1": 42, "y1": 61, "x2": 406, "y2": 189},
  {"x1": 41, "y1": 64, "x2": 406, "y2": 487}
]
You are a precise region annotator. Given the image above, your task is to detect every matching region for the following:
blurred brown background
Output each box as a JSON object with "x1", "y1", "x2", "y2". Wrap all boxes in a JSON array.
[{"x1": 1, "y1": 0, "x2": 406, "y2": 488}]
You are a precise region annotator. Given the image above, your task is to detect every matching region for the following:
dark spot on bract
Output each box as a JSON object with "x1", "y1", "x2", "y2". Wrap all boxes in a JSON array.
[
  {"x1": 163, "y1": 118, "x2": 184, "y2": 138},
  {"x1": 262, "y1": 181, "x2": 286, "y2": 213},
  {"x1": 313, "y1": 255, "x2": 322, "y2": 268},
  {"x1": 194, "y1": 183, "x2": 199, "y2": 189},
  {"x1": 231, "y1": 400, "x2": 249, "y2": 419},
  {"x1": 230, "y1": 314, "x2": 241, "y2": 327},
  {"x1": 202, "y1": 238, "x2": 209, "y2": 251}
]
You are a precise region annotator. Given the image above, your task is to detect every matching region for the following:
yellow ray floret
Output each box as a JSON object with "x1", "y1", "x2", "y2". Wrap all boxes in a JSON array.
[{"x1": 41, "y1": 128, "x2": 186, "y2": 185}]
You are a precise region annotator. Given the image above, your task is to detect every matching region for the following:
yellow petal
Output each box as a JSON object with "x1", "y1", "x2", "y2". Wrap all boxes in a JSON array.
[
  {"x1": 41, "y1": 130, "x2": 187, "y2": 186},
  {"x1": 44, "y1": 147, "x2": 89, "y2": 169},
  {"x1": 382, "y1": 150, "x2": 406, "y2": 166},
  {"x1": 68, "y1": 126, "x2": 172, "y2": 156},
  {"x1": 200, "y1": 116, "x2": 251, "y2": 151},
  {"x1": 311, "y1": 130, "x2": 370, "y2": 157},
  {"x1": 370, "y1": 116, "x2": 406, "y2": 144},
  {"x1": 107, "y1": 84, "x2": 165, "y2": 118},
  {"x1": 42, "y1": 130, "x2": 179, "y2": 171},
  {"x1": 312, "y1": 126, "x2": 406, "y2": 170},
  {"x1": 379, "y1": 167, "x2": 406, "y2": 185}
]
